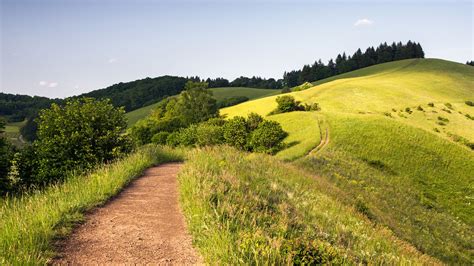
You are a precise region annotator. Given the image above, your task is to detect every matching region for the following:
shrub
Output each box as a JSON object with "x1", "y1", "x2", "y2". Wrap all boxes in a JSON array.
[
  {"x1": 248, "y1": 121, "x2": 288, "y2": 154},
  {"x1": 222, "y1": 116, "x2": 249, "y2": 150},
  {"x1": 465, "y1": 114, "x2": 474, "y2": 120},
  {"x1": 195, "y1": 124, "x2": 224, "y2": 146},
  {"x1": 444, "y1": 103, "x2": 454, "y2": 110},
  {"x1": 428, "y1": 102, "x2": 434, "y2": 107},
  {"x1": 438, "y1": 116, "x2": 449, "y2": 122},
  {"x1": 246, "y1": 112, "x2": 264, "y2": 131},
  {"x1": 217, "y1": 96, "x2": 249, "y2": 108},
  {"x1": 166, "y1": 132, "x2": 181, "y2": 147},
  {"x1": 177, "y1": 125, "x2": 198, "y2": 147},
  {"x1": 33, "y1": 98, "x2": 132, "y2": 185},
  {"x1": 292, "y1": 82, "x2": 313, "y2": 92},
  {"x1": 274, "y1": 95, "x2": 304, "y2": 113},
  {"x1": 151, "y1": 131, "x2": 170, "y2": 145},
  {"x1": 405, "y1": 107, "x2": 412, "y2": 114},
  {"x1": 303, "y1": 103, "x2": 321, "y2": 111},
  {"x1": 465, "y1": 100, "x2": 474, "y2": 107},
  {"x1": 433, "y1": 128, "x2": 440, "y2": 133},
  {"x1": 417, "y1": 106, "x2": 424, "y2": 111}
]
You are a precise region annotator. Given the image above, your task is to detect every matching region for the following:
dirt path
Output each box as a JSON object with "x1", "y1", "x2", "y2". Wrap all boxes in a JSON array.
[
  {"x1": 53, "y1": 163, "x2": 202, "y2": 265},
  {"x1": 308, "y1": 118, "x2": 330, "y2": 156}
]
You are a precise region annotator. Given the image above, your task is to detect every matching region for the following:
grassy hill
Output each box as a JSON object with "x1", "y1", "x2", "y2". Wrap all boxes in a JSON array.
[
  {"x1": 2, "y1": 119, "x2": 26, "y2": 147},
  {"x1": 125, "y1": 87, "x2": 280, "y2": 127},
  {"x1": 221, "y1": 58, "x2": 474, "y2": 263}
]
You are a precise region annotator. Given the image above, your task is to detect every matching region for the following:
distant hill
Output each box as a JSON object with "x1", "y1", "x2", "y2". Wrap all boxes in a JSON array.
[
  {"x1": 222, "y1": 58, "x2": 474, "y2": 263},
  {"x1": 125, "y1": 87, "x2": 280, "y2": 127}
]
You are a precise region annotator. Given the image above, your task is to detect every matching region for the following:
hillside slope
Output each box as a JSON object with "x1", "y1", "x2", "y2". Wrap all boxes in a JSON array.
[
  {"x1": 125, "y1": 87, "x2": 279, "y2": 127},
  {"x1": 221, "y1": 59, "x2": 474, "y2": 263}
]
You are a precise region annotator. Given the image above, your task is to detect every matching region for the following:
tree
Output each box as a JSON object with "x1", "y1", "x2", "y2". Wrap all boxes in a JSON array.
[
  {"x1": 168, "y1": 81, "x2": 219, "y2": 126},
  {"x1": 466, "y1": 61, "x2": 474, "y2": 66},
  {"x1": 34, "y1": 98, "x2": 131, "y2": 184},
  {"x1": 0, "y1": 118, "x2": 14, "y2": 193}
]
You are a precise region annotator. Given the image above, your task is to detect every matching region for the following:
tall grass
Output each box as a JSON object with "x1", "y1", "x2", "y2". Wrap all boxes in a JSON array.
[
  {"x1": 0, "y1": 145, "x2": 183, "y2": 265},
  {"x1": 178, "y1": 146, "x2": 438, "y2": 264},
  {"x1": 297, "y1": 113, "x2": 473, "y2": 263}
]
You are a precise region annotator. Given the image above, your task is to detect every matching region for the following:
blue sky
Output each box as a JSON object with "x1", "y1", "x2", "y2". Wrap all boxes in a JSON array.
[{"x1": 1, "y1": 0, "x2": 472, "y2": 98}]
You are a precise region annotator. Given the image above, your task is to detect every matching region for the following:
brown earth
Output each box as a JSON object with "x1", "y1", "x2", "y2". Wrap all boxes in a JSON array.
[{"x1": 53, "y1": 163, "x2": 202, "y2": 265}]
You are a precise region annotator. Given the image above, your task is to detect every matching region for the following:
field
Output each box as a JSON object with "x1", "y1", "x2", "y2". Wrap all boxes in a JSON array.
[
  {"x1": 179, "y1": 147, "x2": 438, "y2": 264},
  {"x1": 2, "y1": 120, "x2": 26, "y2": 147},
  {"x1": 125, "y1": 87, "x2": 279, "y2": 127},
  {"x1": 221, "y1": 58, "x2": 474, "y2": 263},
  {"x1": 0, "y1": 145, "x2": 184, "y2": 264}
]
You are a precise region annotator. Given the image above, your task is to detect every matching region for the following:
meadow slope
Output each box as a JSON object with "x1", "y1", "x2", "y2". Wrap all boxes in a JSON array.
[{"x1": 221, "y1": 58, "x2": 474, "y2": 263}]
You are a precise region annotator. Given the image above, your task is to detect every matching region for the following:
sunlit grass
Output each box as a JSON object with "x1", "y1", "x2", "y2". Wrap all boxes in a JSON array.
[
  {"x1": 178, "y1": 147, "x2": 438, "y2": 264},
  {"x1": 0, "y1": 145, "x2": 183, "y2": 265},
  {"x1": 297, "y1": 113, "x2": 474, "y2": 263}
]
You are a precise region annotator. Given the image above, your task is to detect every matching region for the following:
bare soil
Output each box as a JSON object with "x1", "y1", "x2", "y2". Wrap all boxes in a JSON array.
[{"x1": 53, "y1": 163, "x2": 202, "y2": 265}]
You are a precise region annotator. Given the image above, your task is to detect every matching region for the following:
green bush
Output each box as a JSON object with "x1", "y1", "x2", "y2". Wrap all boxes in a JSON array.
[
  {"x1": 177, "y1": 125, "x2": 198, "y2": 147},
  {"x1": 428, "y1": 102, "x2": 435, "y2": 107},
  {"x1": 33, "y1": 98, "x2": 132, "y2": 185},
  {"x1": 151, "y1": 131, "x2": 170, "y2": 145},
  {"x1": 222, "y1": 116, "x2": 249, "y2": 150},
  {"x1": 274, "y1": 95, "x2": 304, "y2": 113},
  {"x1": 248, "y1": 121, "x2": 288, "y2": 154},
  {"x1": 246, "y1": 112, "x2": 264, "y2": 131},
  {"x1": 166, "y1": 132, "x2": 181, "y2": 147},
  {"x1": 195, "y1": 124, "x2": 224, "y2": 146},
  {"x1": 303, "y1": 103, "x2": 321, "y2": 111},
  {"x1": 465, "y1": 100, "x2": 474, "y2": 107}
]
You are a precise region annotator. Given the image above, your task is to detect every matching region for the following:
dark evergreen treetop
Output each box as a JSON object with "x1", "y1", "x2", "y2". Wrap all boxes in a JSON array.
[{"x1": 283, "y1": 41, "x2": 425, "y2": 87}]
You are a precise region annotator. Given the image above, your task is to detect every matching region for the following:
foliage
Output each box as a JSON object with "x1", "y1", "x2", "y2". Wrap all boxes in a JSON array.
[
  {"x1": 273, "y1": 95, "x2": 304, "y2": 113},
  {"x1": 466, "y1": 60, "x2": 474, "y2": 66},
  {"x1": 195, "y1": 123, "x2": 224, "y2": 146},
  {"x1": 129, "y1": 81, "x2": 219, "y2": 145},
  {"x1": 222, "y1": 116, "x2": 249, "y2": 150},
  {"x1": 151, "y1": 131, "x2": 170, "y2": 145},
  {"x1": 248, "y1": 121, "x2": 288, "y2": 153},
  {"x1": 283, "y1": 41, "x2": 425, "y2": 87},
  {"x1": 217, "y1": 96, "x2": 249, "y2": 108},
  {"x1": 0, "y1": 145, "x2": 183, "y2": 265},
  {"x1": 178, "y1": 147, "x2": 437, "y2": 264},
  {"x1": 0, "y1": 119, "x2": 14, "y2": 193},
  {"x1": 10, "y1": 98, "x2": 133, "y2": 190},
  {"x1": 465, "y1": 100, "x2": 474, "y2": 106}
]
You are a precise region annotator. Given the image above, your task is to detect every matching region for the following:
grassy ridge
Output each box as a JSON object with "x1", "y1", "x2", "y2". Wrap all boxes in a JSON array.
[
  {"x1": 3, "y1": 119, "x2": 26, "y2": 147},
  {"x1": 0, "y1": 145, "x2": 183, "y2": 264},
  {"x1": 297, "y1": 113, "x2": 473, "y2": 263},
  {"x1": 178, "y1": 147, "x2": 438, "y2": 264},
  {"x1": 220, "y1": 58, "x2": 474, "y2": 262}
]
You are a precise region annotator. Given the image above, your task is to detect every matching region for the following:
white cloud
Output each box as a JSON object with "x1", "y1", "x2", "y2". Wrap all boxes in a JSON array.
[
  {"x1": 108, "y1": 58, "x2": 118, "y2": 63},
  {"x1": 39, "y1": 81, "x2": 59, "y2": 88},
  {"x1": 354, "y1": 18, "x2": 374, "y2": 27},
  {"x1": 48, "y1": 82, "x2": 58, "y2": 88}
]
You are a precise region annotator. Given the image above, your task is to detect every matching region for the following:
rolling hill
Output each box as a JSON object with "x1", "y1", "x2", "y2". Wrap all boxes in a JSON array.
[
  {"x1": 125, "y1": 87, "x2": 280, "y2": 127},
  {"x1": 221, "y1": 58, "x2": 474, "y2": 263}
]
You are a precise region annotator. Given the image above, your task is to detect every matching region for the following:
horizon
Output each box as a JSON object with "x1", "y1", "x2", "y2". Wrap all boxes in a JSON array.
[{"x1": 1, "y1": 0, "x2": 473, "y2": 98}]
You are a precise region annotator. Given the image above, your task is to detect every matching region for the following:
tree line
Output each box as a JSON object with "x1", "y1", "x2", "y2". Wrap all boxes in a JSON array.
[
  {"x1": 283, "y1": 41, "x2": 425, "y2": 87},
  {"x1": 2, "y1": 40, "x2": 425, "y2": 141}
]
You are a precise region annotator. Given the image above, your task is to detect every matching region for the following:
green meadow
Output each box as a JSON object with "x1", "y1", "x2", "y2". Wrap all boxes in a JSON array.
[{"x1": 220, "y1": 58, "x2": 474, "y2": 263}]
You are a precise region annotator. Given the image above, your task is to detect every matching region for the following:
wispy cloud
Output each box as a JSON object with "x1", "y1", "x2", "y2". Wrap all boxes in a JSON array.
[
  {"x1": 39, "y1": 81, "x2": 59, "y2": 88},
  {"x1": 108, "y1": 58, "x2": 118, "y2": 64},
  {"x1": 354, "y1": 18, "x2": 374, "y2": 27}
]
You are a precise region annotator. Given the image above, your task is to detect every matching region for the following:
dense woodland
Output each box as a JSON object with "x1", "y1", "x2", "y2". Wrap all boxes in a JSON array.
[
  {"x1": 1, "y1": 41, "x2": 424, "y2": 140},
  {"x1": 283, "y1": 41, "x2": 425, "y2": 87}
]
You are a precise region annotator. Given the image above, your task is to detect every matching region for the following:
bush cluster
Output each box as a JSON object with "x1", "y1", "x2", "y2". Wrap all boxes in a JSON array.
[
  {"x1": 163, "y1": 113, "x2": 287, "y2": 154},
  {"x1": 465, "y1": 100, "x2": 474, "y2": 107},
  {"x1": 269, "y1": 95, "x2": 320, "y2": 115}
]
